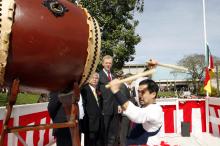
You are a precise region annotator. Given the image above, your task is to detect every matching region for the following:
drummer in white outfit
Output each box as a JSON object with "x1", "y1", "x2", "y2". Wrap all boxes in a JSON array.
[{"x1": 109, "y1": 78, "x2": 163, "y2": 145}]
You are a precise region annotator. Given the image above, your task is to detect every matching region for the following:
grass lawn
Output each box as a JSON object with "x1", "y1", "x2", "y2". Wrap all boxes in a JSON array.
[
  {"x1": 158, "y1": 91, "x2": 177, "y2": 97},
  {"x1": 0, "y1": 93, "x2": 40, "y2": 107}
]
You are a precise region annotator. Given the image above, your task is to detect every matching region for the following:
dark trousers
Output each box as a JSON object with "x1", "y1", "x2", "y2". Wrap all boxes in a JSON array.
[
  {"x1": 84, "y1": 131, "x2": 104, "y2": 146},
  {"x1": 104, "y1": 114, "x2": 119, "y2": 146},
  {"x1": 119, "y1": 116, "x2": 131, "y2": 146},
  {"x1": 84, "y1": 117, "x2": 104, "y2": 146},
  {"x1": 55, "y1": 128, "x2": 72, "y2": 146}
]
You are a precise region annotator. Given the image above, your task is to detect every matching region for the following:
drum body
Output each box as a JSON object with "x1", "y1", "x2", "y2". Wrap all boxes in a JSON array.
[{"x1": 0, "y1": 0, "x2": 101, "y2": 92}]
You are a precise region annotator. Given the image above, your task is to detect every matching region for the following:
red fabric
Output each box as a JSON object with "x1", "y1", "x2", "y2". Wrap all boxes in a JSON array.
[
  {"x1": 43, "y1": 114, "x2": 51, "y2": 145},
  {"x1": 18, "y1": 111, "x2": 51, "y2": 146},
  {"x1": 209, "y1": 55, "x2": 214, "y2": 71},
  {"x1": 200, "y1": 101, "x2": 207, "y2": 132},
  {"x1": 160, "y1": 141, "x2": 171, "y2": 146},
  {"x1": 162, "y1": 101, "x2": 206, "y2": 133},
  {"x1": 128, "y1": 141, "x2": 171, "y2": 146},
  {"x1": 0, "y1": 119, "x2": 14, "y2": 146},
  {"x1": 162, "y1": 105, "x2": 176, "y2": 133},
  {"x1": 179, "y1": 101, "x2": 206, "y2": 132}
]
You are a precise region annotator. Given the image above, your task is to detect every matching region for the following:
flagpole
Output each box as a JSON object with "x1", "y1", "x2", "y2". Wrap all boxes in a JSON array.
[
  {"x1": 202, "y1": 0, "x2": 207, "y2": 52},
  {"x1": 202, "y1": 0, "x2": 210, "y2": 133},
  {"x1": 202, "y1": 0, "x2": 208, "y2": 70},
  {"x1": 202, "y1": 0, "x2": 208, "y2": 97}
]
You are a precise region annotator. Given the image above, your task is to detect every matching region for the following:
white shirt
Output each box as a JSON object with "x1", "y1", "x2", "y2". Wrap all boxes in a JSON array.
[
  {"x1": 124, "y1": 82, "x2": 129, "y2": 88},
  {"x1": 89, "y1": 85, "x2": 96, "y2": 94},
  {"x1": 103, "y1": 68, "x2": 112, "y2": 80},
  {"x1": 89, "y1": 85, "x2": 99, "y2": 106},
  {"x1": 78, "y1": 95, "x2": 85, "y2": 120},
  {"x1": 123, "y1": 101, "x2": 163, "y2": 145}
]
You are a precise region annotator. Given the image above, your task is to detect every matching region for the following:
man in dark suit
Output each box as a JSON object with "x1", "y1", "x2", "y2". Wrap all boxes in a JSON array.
[
  {"x1": 119, "y1": 74, "x2": 138, "y2": 146},
  {"x1": 81, "y1": 72, "x2": 104, "y2": 146},
  {"x1": 47, "y1": 92, "x2": 72, "y2": 146},
  {"x1": 98, "y1": 55, "x2": 119, "y2": 146}
]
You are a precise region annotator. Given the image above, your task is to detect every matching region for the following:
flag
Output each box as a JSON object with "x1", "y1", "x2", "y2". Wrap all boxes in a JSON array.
[
  {"x1": 204, "y1": 44, "x2": 214, "y2": 94},
  {"x1": 204, "y1": 67, "x2": 211, "y2": 94},
  {"x1": 205, "y1": 44, "x2": 214, "y2": 72}
]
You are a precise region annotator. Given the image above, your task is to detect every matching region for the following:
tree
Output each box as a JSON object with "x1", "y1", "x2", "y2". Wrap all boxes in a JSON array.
[
  {"x1": 177, "y1": 54, "x2": 205, "y2": 94},
  {"x1": 79, "y1": 0, "x2": 144, "y2": 71}
]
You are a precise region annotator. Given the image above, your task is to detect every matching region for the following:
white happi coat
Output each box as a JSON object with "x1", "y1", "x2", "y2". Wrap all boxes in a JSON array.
[{"x1": 123, "y1": 101, "x2": 163, "y2": 145}]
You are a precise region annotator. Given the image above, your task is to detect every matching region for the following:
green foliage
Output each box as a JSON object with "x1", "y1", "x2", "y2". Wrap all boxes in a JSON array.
[
  {"x1": 199, "y1": 85, "x2": 218, "y2": 97},
  {"x1": 80, "y1": 0, "x2": 143, "y2": 71},
  {"x1": 0, "y1": 93, "x2": 7, "y2": 106},
  {"x1": 0, "y1": 93, "x2": 39, "y2": 107},
  {"x1": 16, "y1": 93, "x2": 39, "y2": 105},
  {"x1": 158, "y1": 91, "x2": 176, "y2": 97}
]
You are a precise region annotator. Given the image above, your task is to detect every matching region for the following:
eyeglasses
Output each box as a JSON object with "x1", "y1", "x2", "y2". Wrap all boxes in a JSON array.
[{"x1": 137, "y1": 88, "x2": 148, "y2": 96}]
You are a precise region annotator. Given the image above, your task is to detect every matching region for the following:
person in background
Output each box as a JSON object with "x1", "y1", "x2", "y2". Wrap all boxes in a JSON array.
[
  {"x1": 118, "y1": 73, "x2": 137, "y2": 146},
  {"x1": 37, "y1": 93, "x2": 49, "y2": 103},
  {"x1": 81, "y1": 72, "x2": 104, "y2": 146},
  {"x1": 47, "y1": 92, "x2": 72, "y2": 146},
  {"x1": 78, "y1": 94, "x2": 85, "y2": 144},
  {"x1": 98, "y1": 55, "x2": 119, "y2": 146}
]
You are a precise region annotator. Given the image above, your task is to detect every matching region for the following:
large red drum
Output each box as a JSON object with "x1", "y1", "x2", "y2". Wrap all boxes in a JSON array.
[{"x1": 0, "y1": 0, "x2": 101, "y2": 93}]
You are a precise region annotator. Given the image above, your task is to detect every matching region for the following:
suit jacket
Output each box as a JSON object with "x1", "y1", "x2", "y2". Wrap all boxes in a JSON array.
[
  {"x1": 120, "y1": 83, "x2": 133, "y2": 146},
  {"x1": 47, "y1": 92, "x2": 70, "y2": 137},
  {"x1": 80, "y1": 84, "x2": 103, "y2": 133},
  {"x1": 120, "y1": 84, "x2": 130, "y2": 100},
  {"x1": 98, "y1": 69, "x2": 118, "y2": 115},
  {"x1": 120, "y1": 83, "x2": 137, "y2": 106}
]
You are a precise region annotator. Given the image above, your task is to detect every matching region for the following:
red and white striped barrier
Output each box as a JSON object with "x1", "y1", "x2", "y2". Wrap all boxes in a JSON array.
[
  {"x1": 0, "y1": 103, "x2": 54, "y2": 146},
  {"x1": 157, "y1": 98, "x2": 206, "y2": 136},
  {"x1": 0, "y1": 97, "x2": 220, "y2": 145},
  {"x1": 208, "y1": 97, "x2": 220, "y2": 137}
]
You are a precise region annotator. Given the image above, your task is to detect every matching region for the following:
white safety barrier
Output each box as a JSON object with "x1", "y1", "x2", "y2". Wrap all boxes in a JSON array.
[
  {"x1": 208, "y1": 97, "x2": 220, "y2": 137},
  {"x1": 0, "y1": 97, "x2": 220, "y2": 146},
  {"x1": 157, "y1": 98, "x2": 206, "y2": 136},
  {"x1": 0, "y1": 103, "x2": 54, "y2": 146}
]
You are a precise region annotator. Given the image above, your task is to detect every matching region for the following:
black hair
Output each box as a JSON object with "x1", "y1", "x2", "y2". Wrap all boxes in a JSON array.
[{"x1": 139, "y1": 79, "x2": 159, "y2": 98}]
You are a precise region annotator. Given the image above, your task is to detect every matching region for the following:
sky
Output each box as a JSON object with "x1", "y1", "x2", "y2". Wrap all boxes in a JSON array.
[{"x1": 129, "y1": 0, "x2": 220, "y2": 80}]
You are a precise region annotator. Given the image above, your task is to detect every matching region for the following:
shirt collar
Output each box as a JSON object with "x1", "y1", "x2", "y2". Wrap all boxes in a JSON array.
[
  {"x1": 103, "y1": 68, "x2": 111, "y2": 76},
  {"x1": 89, "y1": 84, "x2": 96, "y2": 92},
  {"x1": 124, "y1": 83, "x2": 129, "y2": 88},
  {"x1": 103, "y1": 68, "x2": 109, "y2": 73}
]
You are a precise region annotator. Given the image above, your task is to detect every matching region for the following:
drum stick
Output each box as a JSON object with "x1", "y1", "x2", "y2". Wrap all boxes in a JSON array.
[
  {"x1": 105, "y1": 69, "x2": 156, "y2": 89},
  {"x1": 147, "y1": 62, "x2": 188, "y2": 72}
]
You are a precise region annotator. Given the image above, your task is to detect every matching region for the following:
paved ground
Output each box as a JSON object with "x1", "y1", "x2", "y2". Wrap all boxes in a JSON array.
[
  {"x1": 160, "y1": 133, "x2": 220, "y2": 146},
  {"x1": 50, "y1": 133, "x2": 220, "y2": 146}
]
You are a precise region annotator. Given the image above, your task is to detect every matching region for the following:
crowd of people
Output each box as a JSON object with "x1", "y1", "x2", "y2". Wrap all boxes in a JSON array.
[{"x1": 48, "y1": 55, "x2": 163, "y2": 146}]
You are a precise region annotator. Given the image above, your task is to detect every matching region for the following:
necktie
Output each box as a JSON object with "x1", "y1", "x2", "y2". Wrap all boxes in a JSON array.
[
  {"x1": 93, "y1": 90, "x2": 99, "y2": 106},
  {"x1": 107, "y1": 71, "x2": 111, "y2": 81}
]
